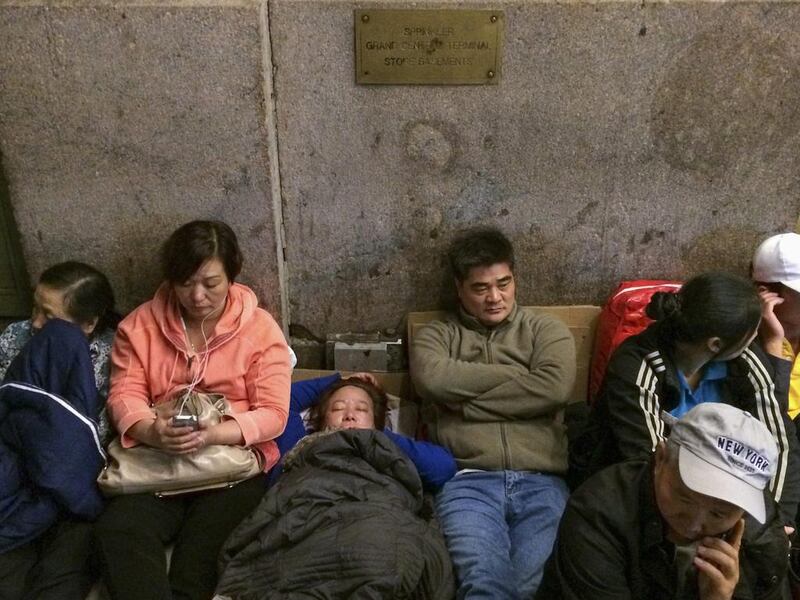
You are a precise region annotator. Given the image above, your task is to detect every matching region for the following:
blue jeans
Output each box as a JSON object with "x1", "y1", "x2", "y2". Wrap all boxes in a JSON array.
[{"x1": 435, "y1": 470, "x2": 568, "y2": 599}]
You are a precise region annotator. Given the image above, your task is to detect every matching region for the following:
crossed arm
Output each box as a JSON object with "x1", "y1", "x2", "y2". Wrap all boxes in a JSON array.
[{"x1": 411, "y1": 315, "x2": 576, "y2": 421}]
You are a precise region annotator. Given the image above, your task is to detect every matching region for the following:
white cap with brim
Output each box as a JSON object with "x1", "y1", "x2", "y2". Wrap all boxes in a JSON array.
[
  {"x1": 752, "y1": 233, "x2": 800, "y2": 294},
  {"x1": 678, "y1": 445, "x2": 769, "y2": 523},
  {"x1": 669, "y1": 404, "x2": 778, "y2": 524}
]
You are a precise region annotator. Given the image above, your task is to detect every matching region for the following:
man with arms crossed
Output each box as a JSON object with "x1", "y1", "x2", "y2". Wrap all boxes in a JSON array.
[
  {"x1": 411, "y1": 227, "x2": 576, "y2": 599},
  {"x1": 538, "y1": 403, "x2": 788, "y2": 600}
]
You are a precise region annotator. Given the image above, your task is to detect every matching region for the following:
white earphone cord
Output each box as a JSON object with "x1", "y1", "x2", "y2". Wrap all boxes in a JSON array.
[{"x1": 179, "y1": 303, "x2": 223, "y2": 410}]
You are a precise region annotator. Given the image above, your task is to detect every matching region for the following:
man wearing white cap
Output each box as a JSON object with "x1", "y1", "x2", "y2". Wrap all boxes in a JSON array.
[
  {"x1": 753, "y1": 233, "x2": 800, "y2": 425},
  {"x1": 538, "y1": 403, "x2": 788, "y2": 600}
]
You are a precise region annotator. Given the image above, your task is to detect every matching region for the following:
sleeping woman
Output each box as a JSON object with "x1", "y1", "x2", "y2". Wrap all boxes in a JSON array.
[
  {"x1": 269, "y1": 374, "x2": 457, "y2": 490},
  {"x1": 215, "y1": 376, "x2": 457, "y2": 600}
]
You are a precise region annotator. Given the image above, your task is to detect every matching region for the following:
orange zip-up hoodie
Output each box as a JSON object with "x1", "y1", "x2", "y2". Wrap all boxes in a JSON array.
[{"x1": 107, "y1": 282, "x2": 290, "y2": 471}]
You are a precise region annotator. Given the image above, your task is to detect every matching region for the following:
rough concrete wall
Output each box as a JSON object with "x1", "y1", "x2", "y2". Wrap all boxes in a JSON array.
[
  {"x1": 274, "y1": 0, "x2": 800, "y2": 337},
  {"x1": 0, "y1": 2, "x2": 283, "y2": 318},
  {"x1": 2, "y1": 1, "x2": 799, "y2": 338}
]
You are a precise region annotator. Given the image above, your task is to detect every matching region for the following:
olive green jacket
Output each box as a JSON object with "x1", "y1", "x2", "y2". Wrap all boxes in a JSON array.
[{"x1": 411, "y1": 303, "x2": 576, "y2": 473}]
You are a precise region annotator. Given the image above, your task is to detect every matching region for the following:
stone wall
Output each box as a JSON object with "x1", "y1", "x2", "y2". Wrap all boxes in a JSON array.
[
  {"x1": 0, "y1": 2, "x2": 284, "y2": 317},
  {"x1": 1, "y1": 0, "x2": 799, "y2": 342}
]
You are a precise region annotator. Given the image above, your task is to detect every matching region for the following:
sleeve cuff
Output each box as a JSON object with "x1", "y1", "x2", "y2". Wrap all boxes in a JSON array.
[
  {"x1": 224, "y1": 411, "x2": 260, "y2": 446},
  {"x1": 117, "y1": 410, "x2": 156, "y2": 448}
]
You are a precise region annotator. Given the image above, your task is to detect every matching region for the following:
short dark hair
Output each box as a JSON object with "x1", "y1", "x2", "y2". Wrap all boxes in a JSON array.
[
  {"x1": 160, "y1": 220, "x2": 243, "y2": 284},
  {"x1": 39, "y1": 261, "x2": 119, "y2": 333},
  {"x1": 646, "y1": 272, "x2": 761, "y2": 352},
  {"x1": 310, "y1": 377, "x2": 388, "y2": 432},
  {"x1": 448, "y1": 227, "x2": 515, "y2": 282}
]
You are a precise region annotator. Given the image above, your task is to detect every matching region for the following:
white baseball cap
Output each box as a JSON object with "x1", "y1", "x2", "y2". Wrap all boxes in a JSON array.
[
  {"x1": 752, "y1": 233, "x2": 800, "y2": 293},
  {"x1": 669, "y1": 403, "x2": 778, "y2": 523}
]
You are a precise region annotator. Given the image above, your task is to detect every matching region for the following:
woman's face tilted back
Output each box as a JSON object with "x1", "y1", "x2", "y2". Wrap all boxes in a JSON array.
[
  {"x1": 173, "y1": 257, "x2": 231, "y2": 324},
  {"x1": 323, "y1": 385, "x2": 377, "y2": 430}
]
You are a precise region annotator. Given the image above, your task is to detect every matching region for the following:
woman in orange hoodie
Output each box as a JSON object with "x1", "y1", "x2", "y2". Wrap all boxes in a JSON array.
[{"x1": 95, "y1": 220, "x2": 291, "y2": 600}]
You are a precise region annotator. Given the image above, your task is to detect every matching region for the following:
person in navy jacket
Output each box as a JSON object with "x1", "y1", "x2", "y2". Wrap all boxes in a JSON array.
[{"x1": 0, "y1": 319, "x2": 106, "y2": 599}]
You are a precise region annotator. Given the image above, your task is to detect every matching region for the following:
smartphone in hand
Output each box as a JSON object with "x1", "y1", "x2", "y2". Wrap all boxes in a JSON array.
[{"x1": 171, "y1": 414, "x2": 200, "y2": 430}]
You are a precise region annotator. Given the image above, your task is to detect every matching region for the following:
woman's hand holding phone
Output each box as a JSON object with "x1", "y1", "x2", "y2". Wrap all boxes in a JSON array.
[
  {"x1": 130, "y1": 405, "x2": 245, "y2": 452},
  {"x1": 130, "y1": 408, "x2": 204, "y2": 454},
  {"x1": 694, "y1": 518, "x2": 745, "y2": 600}
]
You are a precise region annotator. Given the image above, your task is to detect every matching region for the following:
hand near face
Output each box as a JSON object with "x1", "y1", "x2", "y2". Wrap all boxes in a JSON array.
[
  {"x1": 757, "y1": 287, "x2": 786, "y2": 357},
  {"x1": 349, "y1": 372, "x2": 380, "y2": 388},
  {"x1": 694, "y1": 518, "x2": 744, "y2": 600}
]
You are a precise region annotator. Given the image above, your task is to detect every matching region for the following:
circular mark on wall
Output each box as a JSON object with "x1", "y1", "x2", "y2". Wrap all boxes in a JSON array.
[
  {"x1": 652, "y1": 25, "x2": 800, "y2": 179},
  {"x1": 404, "y1": 121, "x2": 456, "y2": 170}
]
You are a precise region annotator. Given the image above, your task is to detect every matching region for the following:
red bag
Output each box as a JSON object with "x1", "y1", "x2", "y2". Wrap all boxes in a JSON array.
[{"x1": 588, "y1": 280, "x2": 683, "y2": 404}]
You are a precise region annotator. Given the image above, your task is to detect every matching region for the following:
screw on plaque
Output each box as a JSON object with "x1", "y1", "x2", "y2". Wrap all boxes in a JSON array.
[
  {"x1": 362, "y1": 14, "x2": 369, "y2": 22},
  {"x1": 487, "y1": 70, "x2": 495, "y2": 78},
  {"x1": 490, "y1": 15, "x2": 498, "y2": 23}
]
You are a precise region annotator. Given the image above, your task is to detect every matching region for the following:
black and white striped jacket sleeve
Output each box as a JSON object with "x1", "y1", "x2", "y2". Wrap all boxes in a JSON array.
[
  {"x1": 599, "y1": 348, "x2": 670, "y2": 461},
  {"x1": 741, "y1": 347, "x2": 800, "y2": 527}
]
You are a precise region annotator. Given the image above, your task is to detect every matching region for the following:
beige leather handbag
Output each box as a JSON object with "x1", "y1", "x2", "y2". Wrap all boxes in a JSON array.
[{"x1": 98, "y1": 392, "x2": 263, "y2": 497}]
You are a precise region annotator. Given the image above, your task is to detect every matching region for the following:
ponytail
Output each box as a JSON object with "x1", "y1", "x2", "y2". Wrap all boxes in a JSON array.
[{"x1": 645, "y1": 272, "x2": 760, "y2": 350}]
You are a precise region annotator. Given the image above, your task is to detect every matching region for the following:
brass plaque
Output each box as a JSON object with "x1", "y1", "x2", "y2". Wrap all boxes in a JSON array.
[{"x1": 355, "y1": 9, "x2": 503, "y2": 85}]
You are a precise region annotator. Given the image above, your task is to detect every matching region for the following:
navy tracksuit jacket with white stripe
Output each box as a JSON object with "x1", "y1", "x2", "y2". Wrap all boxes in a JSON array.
[{"x1": 0, "y1": 319, "x2": 106, "y2": 552}]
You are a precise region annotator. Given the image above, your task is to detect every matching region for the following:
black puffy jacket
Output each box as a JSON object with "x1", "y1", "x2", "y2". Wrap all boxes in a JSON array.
[{"x1": 216, "y1": 429, "x2": 455, "y2": 600}]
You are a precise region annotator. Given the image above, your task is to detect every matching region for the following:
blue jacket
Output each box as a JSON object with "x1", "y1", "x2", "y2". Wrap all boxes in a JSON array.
[
  {"x1": 0, "y1": 319, "x2": 106, "y2": 552},
  {"x1": 269, "y1": 374, "x2": 457, "y2": 491}
]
